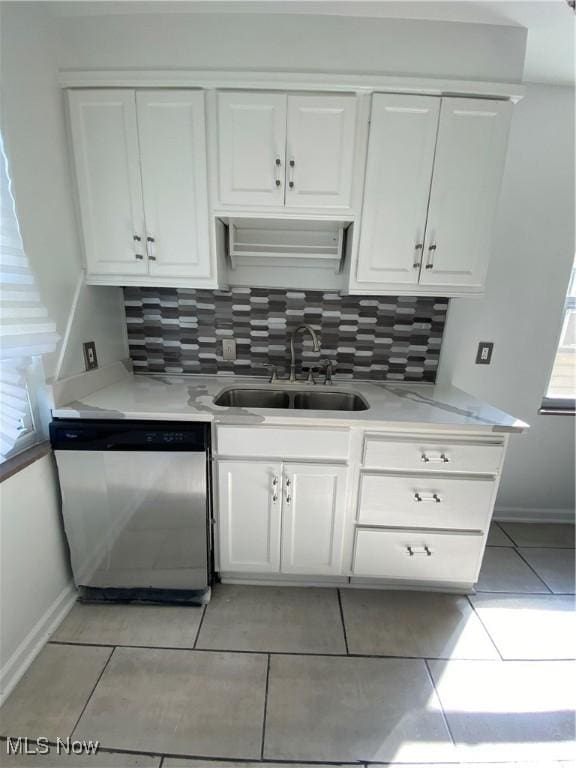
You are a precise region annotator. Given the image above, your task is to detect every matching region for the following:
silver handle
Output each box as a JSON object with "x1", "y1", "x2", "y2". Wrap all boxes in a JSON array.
[
  {"x1": 133, "y1": 235, "x2": 144, "y2": 260},
  {"x1": 406, "y1": 545, "x2": 432, "y2": 557},
  {"x1": 421, "y1": 452, "x2": 450, "y2": 464},
  {"x1": 426, "y1": 243, "x2": 436, "y2": 269},
  {"x1": 272, "y1": 475, "x2": 279, "y2": 503},
  {"x1": 274, "y1": 157, "x2": 282, "y2": 188},
  {"x1": 146, "y1": 236, "x2": 156, "y2": 261},
  {"x1": 288, "y1": 159, "x2": 295, "y2": 189},
  {"x1": 414, "y1": 492, "x2": 441, "y2": 503},
  {"x1": 285, "y1": 476, "x2": 291, "y2": 503},
  {"x1": 413, "y1": 243, "x2": 423, "y2": 269}
]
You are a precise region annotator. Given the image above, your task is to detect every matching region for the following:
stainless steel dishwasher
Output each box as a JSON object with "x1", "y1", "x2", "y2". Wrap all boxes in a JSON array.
[{"x1": 50, "y1": 419, "x2": 212, "y2": 604}]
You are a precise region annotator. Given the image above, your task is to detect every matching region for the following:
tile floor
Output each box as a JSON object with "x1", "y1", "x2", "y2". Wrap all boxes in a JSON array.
[{"x1": 0, "y1": 522, "x2": 574, "y2": 767}]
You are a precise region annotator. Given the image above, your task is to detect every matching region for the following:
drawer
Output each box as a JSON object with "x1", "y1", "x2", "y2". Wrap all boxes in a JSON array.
[
  {"x1": 352, "y1": 528, "x2": 484, "y2": 584},
  {"x1": 358, "y1": 473, "x2": 495, "y2": 531},
  {"x1": 363, "y1": 435, "x2": 504, "y2": 474},
  {"x1": 216, "y1": 425, "x2": 350, "y2": 460}
]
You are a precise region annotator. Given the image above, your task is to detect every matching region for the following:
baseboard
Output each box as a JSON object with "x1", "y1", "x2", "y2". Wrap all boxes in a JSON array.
[
  {"x1": 494, "y1": 506, "x2": 575, "y2": 524},
  {"x1": 0, "y1": 583, "x2": 77, "y2": 706}
]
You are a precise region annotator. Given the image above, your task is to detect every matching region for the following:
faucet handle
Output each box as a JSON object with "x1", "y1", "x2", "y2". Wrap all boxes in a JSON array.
[
  {"x1": 267, "y1": 365, "x2": 278, "y2": 383},
  {"x1": 321, "y1": 360, "x2": 334, "y2": 385}
]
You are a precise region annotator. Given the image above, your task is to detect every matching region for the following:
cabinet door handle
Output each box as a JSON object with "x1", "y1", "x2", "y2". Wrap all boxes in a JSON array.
[
  {"x1": 413, "y1": 243, "x2": 423, "y2": 269},
  {"x1": 285, "y1": 476, "x2": 291, "y2": 503},
  {"x1": 274, "y1": 157, "x2": 282, "y2": 188},
  {"x1": 146, "y1": 236, "x2": 156, "y2": 261},
  {"x1": 133, "y1": 235, "x2": 144, "y2": 260},
  {"x1": 271, "y1": 475, "x2": 279, "y2": 503},
  {"x1": 288, "y1": 159, "x2": 295, "y2": 190},
  {"x1": 426, "y1": 243, "x2": 437, "y2": 269},
  {"x1": 414, "y1": 492, "x2": 441, "y2": 503},
  {"x1": 421, "y1": 452, "x2": 450, "y2": 464},
  {"x1": 406, "y1": 545, "x2": 432, "y2": 557}
]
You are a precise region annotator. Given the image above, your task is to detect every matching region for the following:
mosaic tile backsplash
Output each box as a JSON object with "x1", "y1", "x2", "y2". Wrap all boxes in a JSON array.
[{"x1": 124, "y1": 287, "x2": 449, "y2": 382}]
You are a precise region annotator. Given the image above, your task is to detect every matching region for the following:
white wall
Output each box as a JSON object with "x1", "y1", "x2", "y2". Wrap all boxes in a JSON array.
[
  {"x1": 0, "y1": 2, "x2": 128, "y2": 381},
  {"x1": 56, "y1": 11, "x2": 526, "y2": 83},
  {"x1": 438, "y1": 84, "x2": 575, "y2": 518},
  {"x1": 0, "y1": 455, "x2": 75, "y2": 703}
]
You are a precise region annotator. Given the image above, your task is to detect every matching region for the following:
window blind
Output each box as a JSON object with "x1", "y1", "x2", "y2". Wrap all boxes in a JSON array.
[{"x1": 0, "y1": 134, "x2": 59, "y2": 459}]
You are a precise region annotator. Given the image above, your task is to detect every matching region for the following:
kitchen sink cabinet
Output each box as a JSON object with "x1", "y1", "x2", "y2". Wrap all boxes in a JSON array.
[
  {"x1": 216, "y1": 459, "x2": 348, "y2": 577},
  {"x1": 217, "y1": 460, "x2": 282, "y2": 574},
  {"x1": 216, "y1": 91, "x2": 357, "y2": 212},
  {"x1": 352, "y1": 94, "x2": 512, "y2": 296},
  {"x1": 68, "y1": 89, "x2": 216, "y2": 287}
]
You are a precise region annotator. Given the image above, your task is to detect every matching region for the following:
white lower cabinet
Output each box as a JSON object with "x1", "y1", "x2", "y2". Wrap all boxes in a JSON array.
[
  {"x1": 217, "y1": 461, "x2": 282, "y2": 573},
  {"x1": 281, "y1": 464, "x2": 347, "y2": 575},
  {"x1": 216, "y1": 459, "x2": 347, "y2": 576},
  {"x1": 352, "y1": 528, "x2": 484, "y2": 585}
]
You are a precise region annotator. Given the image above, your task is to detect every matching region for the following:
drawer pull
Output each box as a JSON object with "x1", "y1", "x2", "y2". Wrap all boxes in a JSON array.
[
  {"x1": 421, "y1": 452, "x2": 450, "y2": 463},
  {"x1": 414, "y1": 492, "x2": 441, "y2": 503},
  {"x1": 406, "y1": 545, "x2": 432, "y2": 557},
  {"x1": 271, "y1": 475, "x2": 279, "y2": 503}
]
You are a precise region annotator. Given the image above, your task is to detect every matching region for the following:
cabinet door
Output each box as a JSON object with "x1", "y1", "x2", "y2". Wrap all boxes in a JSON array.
[
  {"x1": 68, "y1": 90, "x2": 146, "y2": 276},
  {"x1": 420, "y1": 98, "x2": 512, "y2": 290},
  {"x1": 285, "y1": 95, "x2": 356, "y2": 209},
  {"x1": 281, "y1": 463, "x2": 347, "y2": 575},
  {"x1": 217, "y1": 92, "x2": 286, "y2": 207},
  {"x1": 137, "y1": 91, "x2": 211, "y2": 280},
  {"x1": 217, "y1": 460, "x2": 282, "y2": 573},
  {"x1": 356, "y1": 94, "x2": 440, "y2": 285}
]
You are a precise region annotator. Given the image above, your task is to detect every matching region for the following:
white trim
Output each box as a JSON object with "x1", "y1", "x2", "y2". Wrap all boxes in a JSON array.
[
  {"x1": 59, "y1": 69, "x2": 526, "y2": 103},
  {"x1": 494, "y1": 506, "x2": 576, "y2": 524},
  {"x1": 0, "y1": 583, "x2": 77, "y2": 706}
]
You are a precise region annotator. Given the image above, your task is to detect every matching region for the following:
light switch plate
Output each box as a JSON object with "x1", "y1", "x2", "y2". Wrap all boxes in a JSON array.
[
  {"x1": 83, "y1": 341, "x2": 98, "y2": 371},
  {"x1": 475, "y1": 341, "x2": 494, "y2": 365},
  {"x1": 222, "y1": 338, "x2": 237, "y2": 361}
]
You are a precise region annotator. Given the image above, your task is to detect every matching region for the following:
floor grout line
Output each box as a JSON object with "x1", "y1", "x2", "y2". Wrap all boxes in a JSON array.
[
  {"x1": 465, "y1": 594, "x2": 504, "y2": 661},
  {"x1": 423, "y1": 658, "x2": 457, "y2": 750},
  {"x1": 68, "y1": 645, "x2": 116, "y2": 740},
  {"x1": 513, "y1": 547, "x2": 555, "y2": 593},
  {"x1": 337, "y1": 588, "x2": 350, "y2": 655},
  {"x1": 45, "y1": 639, "x2": 576, "y2": 662},
  {"x1": 260, "y1": 653, "x2": 271, "y2": 760},
  {"x1": 193, "y1": 604, "x2": 208, "y2": 649}
]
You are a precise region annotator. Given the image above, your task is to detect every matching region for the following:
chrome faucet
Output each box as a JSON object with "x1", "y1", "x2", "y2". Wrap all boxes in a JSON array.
[{"x1": 289, "y1": 325, "x2": 320, "y2": 383}]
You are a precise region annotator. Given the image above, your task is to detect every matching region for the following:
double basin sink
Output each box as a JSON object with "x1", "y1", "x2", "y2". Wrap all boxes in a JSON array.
[{"x1": 214, "y1": 387, "x2": 369, "y2": 412}]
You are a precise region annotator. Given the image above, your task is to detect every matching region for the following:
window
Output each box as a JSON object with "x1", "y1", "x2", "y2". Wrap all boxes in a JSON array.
[
  {"x1": 0, "y1": 132, "x2": 59, "y2": 461},
  {"x1": 542, "y1": 261, "x2": 576, "y2": 413}
]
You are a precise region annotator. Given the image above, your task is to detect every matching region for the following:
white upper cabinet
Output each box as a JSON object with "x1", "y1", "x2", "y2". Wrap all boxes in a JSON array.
[
  {"x1": 356, "y1": 94, "x2": 440, "y2": 285},
  {"x1": 69, "y1": 89, "x2": 214, "y2": 286},
  {"x1": 419, "y1": 98, "x2": 512, "y2": 290},
  {"x1": 284, "y1": 95, "x2": 357, "y2": 209},
  {"x1": 68, "y1": 90, "x2": 146, "y2": 276},
  {"x1": 136, "y1": 91, "x2": 211, "y2": 280},
  {"x1": 217, "y1": 91, "x2": 357, "y2": 211},
  {"x1": 217, "y1": 92, "x2": 287, "y2": 207},
  {"x1": 353, "y1": 94, "x2": 512, "y2": 295}
]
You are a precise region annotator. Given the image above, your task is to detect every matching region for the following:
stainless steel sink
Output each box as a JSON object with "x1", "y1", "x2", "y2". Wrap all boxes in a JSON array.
[
  {"x1": 213, "y1": 389, "x2": 290, "y2": 409},
  {"x1": 292, "y1": 391, "x2": 369, "y2": 411},
  {"x1": 213, "y1": 388, "x2": 369, "y2": 411}
]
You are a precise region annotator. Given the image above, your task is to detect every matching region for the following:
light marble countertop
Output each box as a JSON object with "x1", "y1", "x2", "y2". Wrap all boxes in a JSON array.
[{"x1": 52, "y1": 373, "x2": 528, "y2": 433}]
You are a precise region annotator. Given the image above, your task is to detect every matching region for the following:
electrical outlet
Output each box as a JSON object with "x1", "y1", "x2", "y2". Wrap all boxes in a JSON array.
[
  {"x1": 83, "y1": 341, "x2": 98, "y2": 371},
  {"x1": 475, "y1": 341, "x2": 494, "y2": 365},
  {"x1": 222, "y1": 338, "x2": 237, "y2": 361}
]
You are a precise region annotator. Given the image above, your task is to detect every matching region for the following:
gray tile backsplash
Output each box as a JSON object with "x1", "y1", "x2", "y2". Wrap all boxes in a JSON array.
[{"x1": 124, "y1": 287, "x2": 448, "y2": 381}]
